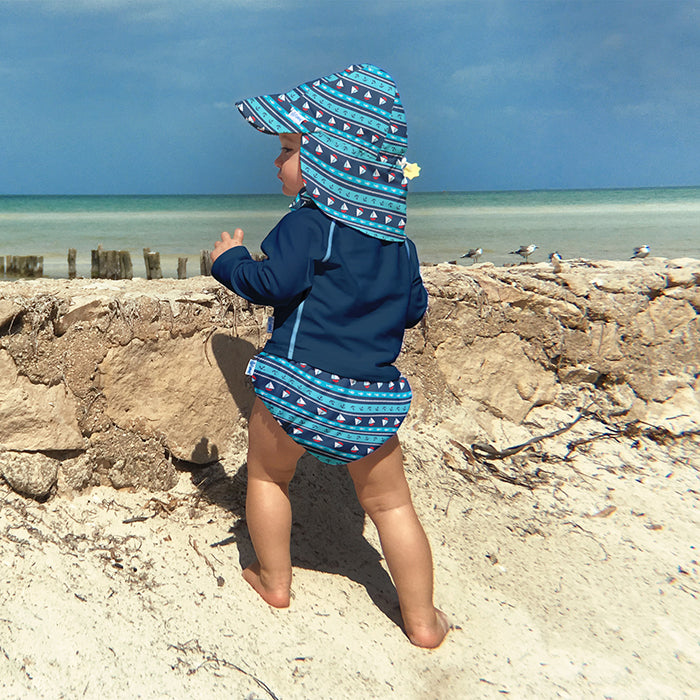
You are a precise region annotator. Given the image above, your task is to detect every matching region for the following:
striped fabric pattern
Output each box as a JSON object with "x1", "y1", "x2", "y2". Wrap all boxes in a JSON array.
[
  {"x1": 236, "y1": 63, "x2": 410, "y2": 242},
  {"x1": 248, "y1": 351, "x2": 412, "y2": 465}
]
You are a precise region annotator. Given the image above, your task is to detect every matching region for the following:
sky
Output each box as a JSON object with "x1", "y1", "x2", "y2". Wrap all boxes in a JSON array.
[{"x1": 1, "y1": 0, "x2": 699, "y2": 195}]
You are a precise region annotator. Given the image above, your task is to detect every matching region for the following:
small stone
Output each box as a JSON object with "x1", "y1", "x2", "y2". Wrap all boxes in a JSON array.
[
  {"x1": 58, "y1": 454, "x2": 94, "y2": 492},
  {"x1": 0, "y1": 450, "x2": 59, "y2": 500}
]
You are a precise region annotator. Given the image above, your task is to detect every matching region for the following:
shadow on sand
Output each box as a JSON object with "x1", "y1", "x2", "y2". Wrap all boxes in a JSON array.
[{"x1": 180, "y1": 332, "x2": 403, "y2": 630}]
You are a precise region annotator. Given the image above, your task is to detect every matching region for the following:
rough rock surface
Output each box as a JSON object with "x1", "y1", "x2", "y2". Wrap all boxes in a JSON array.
[
  {"x1": 0, "y1": 450, "x2": 58, "y2": 500},
  {"x1": 404, "y1": 257, "x2": 700, "y2": 440},
  {"x1": 0, "y1": 257, "x2": 698, "y2": 499},
  {"x1": 0, "y1": 350, "x2": 83, "y2": 450}
]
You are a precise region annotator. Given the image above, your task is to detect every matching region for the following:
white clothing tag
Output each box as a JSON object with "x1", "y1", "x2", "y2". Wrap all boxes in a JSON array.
[
  {"x1": 245, "y1": 359, "x2": 257, "y2": 376},
  {"x1": 288, "y1": 108, "x2": 305, "y2": 126}
]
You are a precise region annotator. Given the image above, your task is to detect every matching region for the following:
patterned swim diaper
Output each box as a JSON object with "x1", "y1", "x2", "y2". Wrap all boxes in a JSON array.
[{"x1": 246, "y1": 351, "x2": 412, "y2": 465}]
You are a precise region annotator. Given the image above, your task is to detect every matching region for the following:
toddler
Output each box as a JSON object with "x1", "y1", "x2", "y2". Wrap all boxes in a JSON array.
[{"x1": 211, "y1": 63, "x2": 449, "y2": 648}]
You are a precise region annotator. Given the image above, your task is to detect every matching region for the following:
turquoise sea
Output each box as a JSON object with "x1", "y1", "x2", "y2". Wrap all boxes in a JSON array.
[{"x1": 1, "y1": 188, "x2": 699, "y2": 278}]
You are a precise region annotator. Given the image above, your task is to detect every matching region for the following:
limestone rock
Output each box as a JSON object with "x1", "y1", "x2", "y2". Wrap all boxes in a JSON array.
[
  {"x1": 87, "y1": 427, "x2": 178, "y2": 490},
  {"x1": 98, "y1": 331, "x2": 257, "y2": 463},
  {"x1": 0, "y1": 299, "x2": 22, "y2": 330},
  {"x1": 558, "y1": 365, "x2": 601, "y2": 385},
  {"x1": 665, "y1": 258, "x2": 700, "y2": 287},
  {"x1": 435, "y1": 334, "x2": 557, "y2": 423},
  {"x1": 57, "y1": 454, "x2": 95, "y2": 493},
  {"x1": 642, "y1": 384, "x2": 700, "y2": 433},
  {"x1": 2, "y1": 261, "x2": 699, "y2": 500},
  {"x1": 557, "y1": 272, "x2": 593, "y2": 297},
  {"x1": 0, "y1": 451, "x2": 58, "y2": 500},
  {"x1": 53, "y1": 298, "x2": 106, "y2": 336},
  {"x1": 0, "y1": 350, "x2": 84, "y2": 451},
  {"x1": 634, "y1": 297, "x2": 696, "y2": 344}
]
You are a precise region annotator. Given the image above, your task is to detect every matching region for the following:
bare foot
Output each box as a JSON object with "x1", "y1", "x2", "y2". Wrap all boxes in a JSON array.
[
  {"x1": 241, "y1": 562, "x2": 291, "y2": 608},
  {"x1": 406, "y1": 609, "x2": 452, "y2": 649}
]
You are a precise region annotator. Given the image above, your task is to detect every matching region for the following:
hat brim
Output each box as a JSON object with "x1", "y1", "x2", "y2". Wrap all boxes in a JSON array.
[{"x1": 236, "y1": 93, "x2": 311, "y2": 135}]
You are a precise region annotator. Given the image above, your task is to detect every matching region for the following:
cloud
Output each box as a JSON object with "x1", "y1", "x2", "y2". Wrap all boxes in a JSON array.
[
  {"x1": 1, "y1": 0, "x2": 288, "y2": 26},
  {"x1": 613, "y1": 90, "x2": 700, "y2": 125},
  {"x1": 503, "y1": 105, "x2": 571, "y2": 120},
  {"x1": 7, "y1": 0, "x2": 287, "y2": 11},
  {"x1": 451, "y1": 56, "x2": 556, "y2": 92}
]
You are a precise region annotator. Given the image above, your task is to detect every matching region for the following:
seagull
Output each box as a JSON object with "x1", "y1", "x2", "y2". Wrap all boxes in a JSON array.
[
  {"x1": 631, "y1": 245, "x2": 650, "y2": 259},
  {"x1": 510, "y1": 244, "x2": 538, "y2": 263},
  {"x1": 460, "y1": 247, "x2": 483, "y2": 264},
  {"x1": 549, "y1": 251, "x2": 563, "y2": 272}
]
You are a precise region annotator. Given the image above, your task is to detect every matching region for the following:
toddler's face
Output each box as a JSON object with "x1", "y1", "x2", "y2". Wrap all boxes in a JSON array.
[{"x1": 275, "y1": 133, "x2": 304, "y2": 196}]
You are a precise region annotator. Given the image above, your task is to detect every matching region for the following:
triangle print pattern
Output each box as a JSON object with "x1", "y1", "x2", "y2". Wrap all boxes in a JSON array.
[{"x1": 248, "y1": 352, "x2": 412, "y2": 466}]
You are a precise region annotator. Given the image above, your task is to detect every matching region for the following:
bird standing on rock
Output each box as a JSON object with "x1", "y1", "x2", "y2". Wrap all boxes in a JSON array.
[
  {"x1": 460, "y1": 247, "x2": 482, "y2": 264},
  {"x1": 510, "y1": 244, "x2": 538, "y2": 263},
  {"x1": 631, "y1": 245, "x2": 650, "y2": 259}
]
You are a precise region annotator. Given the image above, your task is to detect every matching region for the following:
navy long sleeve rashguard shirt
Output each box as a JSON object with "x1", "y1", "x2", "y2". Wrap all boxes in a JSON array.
[{"x1": 211, "y1": 204, "x2": 428, "y2": 382}]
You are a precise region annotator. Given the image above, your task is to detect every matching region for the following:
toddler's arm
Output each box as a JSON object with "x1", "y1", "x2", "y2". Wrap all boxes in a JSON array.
[
  {"x1": 210, "y1": 210, "x2": 325, "y2": 307},
  {"x1": 405, "y1": 239, "x2": 429, "y2": 328}
]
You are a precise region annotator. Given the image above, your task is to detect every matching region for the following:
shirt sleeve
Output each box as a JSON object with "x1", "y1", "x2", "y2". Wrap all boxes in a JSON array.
[
  {"x1": 404, "y1": 238, "x2": 428, "y2": 328},
  {"x1": 210, "y1": 209, "x2": 325, "y2": 307}
]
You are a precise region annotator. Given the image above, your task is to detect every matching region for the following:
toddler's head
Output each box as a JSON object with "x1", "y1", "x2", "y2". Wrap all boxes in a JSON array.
[{"x1": 235, "y1": 63, "x2": 411, "y2": 243}]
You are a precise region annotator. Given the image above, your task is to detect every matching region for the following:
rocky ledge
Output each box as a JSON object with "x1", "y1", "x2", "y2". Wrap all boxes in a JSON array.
[{"x1": 1, "y1": 256, "x2": 698, "y2": 499}]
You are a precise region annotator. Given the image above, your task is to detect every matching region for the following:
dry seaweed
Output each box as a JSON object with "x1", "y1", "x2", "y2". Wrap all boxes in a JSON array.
[{"x1": 168, "y1": 639, "x2": 280, "y2": 699}]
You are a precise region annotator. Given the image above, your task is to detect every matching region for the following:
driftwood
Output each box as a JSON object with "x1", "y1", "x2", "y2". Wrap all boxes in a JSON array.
[
  {"x1": 472, "y1": 412, "x2": 587, "y2": 461},
  {"x1": 91, "y1": 247, "x2": 133, "y2": 279},
  {"x1": 143, "y1": 248, "x2": 162, "y2": 280},
  {"x1": 6, "y1": 255, "x2": 44, "y2": 278}
]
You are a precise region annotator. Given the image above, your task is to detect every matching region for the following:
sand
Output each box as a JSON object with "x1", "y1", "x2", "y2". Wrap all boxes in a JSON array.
[{"x1": 1, "y1": 426, "x2": 698, "y2": 699}]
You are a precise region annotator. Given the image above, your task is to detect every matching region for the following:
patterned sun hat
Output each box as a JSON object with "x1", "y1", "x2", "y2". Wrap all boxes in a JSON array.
[{"x1": 236, "y1": 63, "x2": 410, "y2": 242}]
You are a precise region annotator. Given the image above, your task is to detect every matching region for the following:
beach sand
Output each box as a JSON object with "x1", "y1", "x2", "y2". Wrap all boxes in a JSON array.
[
  {"x1": 2, "y1": 433, "x2": 698, "y2": 698},
  {"x1": 1, "y1": 260, "x2": 699, "y2": 698}
]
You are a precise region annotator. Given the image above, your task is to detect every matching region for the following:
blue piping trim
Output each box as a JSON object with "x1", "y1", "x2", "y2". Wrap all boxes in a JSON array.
[
  {"x1": 287, "y1": 299, "x2": 305, "y2": 359},
  {"x1": 288, "y1": 222, "x2": 334, "y2": 359},
  {"x1": 322, "y1": 221, "x2": 336, "y2": 263}
]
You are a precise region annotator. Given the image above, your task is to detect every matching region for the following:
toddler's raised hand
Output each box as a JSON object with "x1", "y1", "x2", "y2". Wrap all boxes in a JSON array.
[{"x1": 211, "y1": 228, "x2": 245, "y2": 263}]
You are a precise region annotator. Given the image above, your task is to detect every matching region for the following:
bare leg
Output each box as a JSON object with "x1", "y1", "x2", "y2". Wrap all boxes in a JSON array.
[
  {"x1": 347, "y1": 436, "x2": 450, "y2": 648},
  {"x1": 242, "y1": 398, "x2": 305, "y2": 608}
]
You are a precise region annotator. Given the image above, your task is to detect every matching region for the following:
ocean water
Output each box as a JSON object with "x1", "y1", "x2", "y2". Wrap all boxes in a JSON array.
[{"x1": 1, "y1": 188, "x2": 698, "y2": 278}]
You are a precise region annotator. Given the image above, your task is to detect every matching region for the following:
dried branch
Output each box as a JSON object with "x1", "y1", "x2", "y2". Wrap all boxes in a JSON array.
[{"x1": 472, "y1": 411, "x2": 587, "y2": 461}]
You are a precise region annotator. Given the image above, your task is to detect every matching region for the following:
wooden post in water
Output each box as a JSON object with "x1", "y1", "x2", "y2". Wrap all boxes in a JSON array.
[
  {"x1": 119, "y1": 251, "x2": 133, "y2": 279},
  {"x1": 90, "y1": 247, "x2": 101, "y2": 278},
  {"x1": 177, "y1": 257, "x2": 188, "y2": 279},
  {"x1": 0, "y1": 256, "x2": 4, "y2": 278},
  {"x1": 105, "y1": 250, "x2": 119, "y2": 278},
  {"x1": 6, "y1": 255, "x2": 43, "y2": 278},
  {"x1": 143, "y1": 248, "x2": 162, "y2": 280},
  {"x1": 90, "y1": 246, "x2": 133, "y2": 279},
  {"x1": 67, "y1": 249, "x2": 77, "y2": 279},
  {"x1": 200, "y1": 250, "x2": 212, "y2": 276}
]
